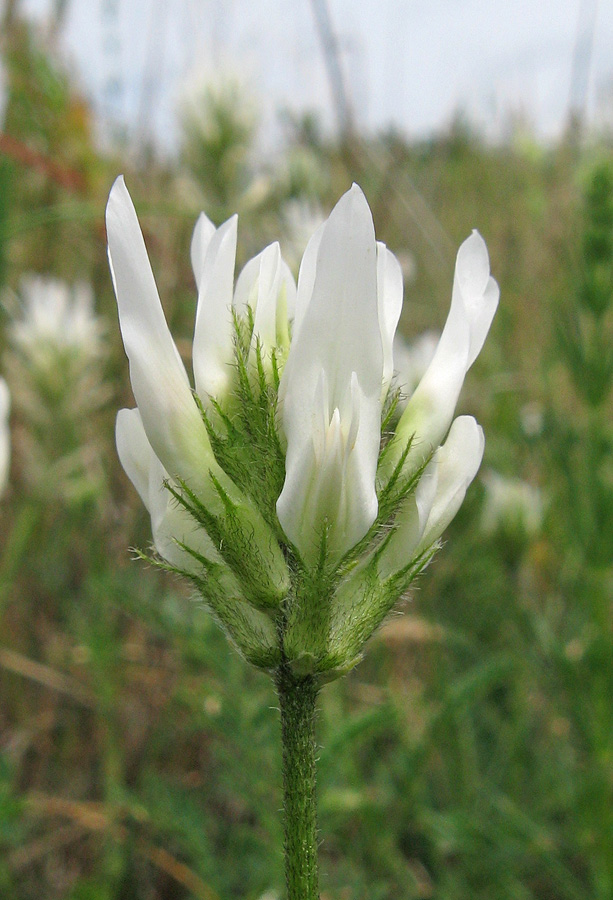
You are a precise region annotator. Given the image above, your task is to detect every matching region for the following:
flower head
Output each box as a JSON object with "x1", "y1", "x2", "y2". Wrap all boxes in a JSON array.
[{"x1": 109, "y1": 178, "x2": 498, "y2": 677}]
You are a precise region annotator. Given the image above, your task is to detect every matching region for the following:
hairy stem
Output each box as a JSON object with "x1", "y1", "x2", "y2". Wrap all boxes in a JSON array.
[{"x1": 276, "y1": 664, "x2": 320, "y2": 900}]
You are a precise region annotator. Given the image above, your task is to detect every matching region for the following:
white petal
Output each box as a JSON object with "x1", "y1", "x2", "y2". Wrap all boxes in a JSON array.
[
  {"x1": 418, "y1": 415, "x2": 484, "y2": 550},
  {"x1": 456, "y1": 231, "x2": 499, "y2": 368},
  {"x1": 392, "y1": 231, "x2": 497, "y2": 468},
  {"x1": 277, "y1": 185, "x2": 383, "y2": 561},
  {"x1": 235, "y1": 242, "x2": 280, "y2": 348},
  {"x1": 146, "y1": 453, "x2": 213, "y2": 571},
  {"x1": 378, "y1": 456, "x2": 439, "y2": 578},
  {"x1": 377, "y1": 242, "x2": 404, "y2": 397},
  {"x1": 274, "y1": 257, "x2": 297, "y2": 349},
  {"x1": 234, "y1": 242, "x2": 277, "y2": 313},
  {"x1": 236, "y1": 242, "x2": 297, "y2": 352},
  {"x1": 293, "y1": 221, "x2": 325, "y2": 340},
  {"x1": 116, "y1": 407, "x2": 219, "y2": 571},
  {"x1": 378, "y1": 416, "x2": 483, "y2": 577},
  {"x1": 190, "y1": 212, "x2": 216, "y2": 291},
  {"x1": 277, "y1": 372, "x2": 379, "y2": 561},
  {"x1": 109, "y1": 181, "x2": 289, "y2": 603},
  {"x1": 106, "y1": 176, "x2": 213, "y2": 484},
  {"x1": 192, "y1": 214, "x2": 238, "y2": 402},
  {"x1": 116, "y1": 408, "x2": 152, "y2": 509}
]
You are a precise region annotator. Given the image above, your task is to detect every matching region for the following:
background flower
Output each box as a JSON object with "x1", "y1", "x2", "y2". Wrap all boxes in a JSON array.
[{"x1": 3, "y1": 277, "x2": 109, "y2": 503}]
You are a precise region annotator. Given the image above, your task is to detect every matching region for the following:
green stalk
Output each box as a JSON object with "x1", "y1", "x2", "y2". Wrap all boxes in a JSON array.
[{"x1": 275, "y1": 664, "x2": 320, "y2": 900}]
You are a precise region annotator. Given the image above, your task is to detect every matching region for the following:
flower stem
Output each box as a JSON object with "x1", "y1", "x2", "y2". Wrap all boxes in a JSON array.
[{"x1": 276, "y1": 664, "x2": 320, "y2": 900}]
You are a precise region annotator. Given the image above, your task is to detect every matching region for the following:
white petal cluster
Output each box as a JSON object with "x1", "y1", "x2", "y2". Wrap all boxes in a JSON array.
[
  {"x1": 277, "y1": 187, "x2": 384, "y2": 562},
  {"x1": 109, "y1": 178, "x2": 498, "y2": 671},
  {"x1": 276, "y1": 187, "x2": 497, "y2": 567},
  {"x1": 107, "y1": 177, "x2": 291, "y2": 609}
]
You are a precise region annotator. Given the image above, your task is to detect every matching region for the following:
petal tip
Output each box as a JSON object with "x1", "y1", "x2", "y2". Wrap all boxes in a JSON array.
[
  {"x1": 456, "y1": 231, "x2": 491, "y2": 297},
  {"x1": 106, "y1": 174, "x2": 134, "y2": 235},
  {"x1": 460, "y1": 229, "x2": 489, "y2": 260},
  {"x1": 107, "y1": 174, "x2": 127, "y2": 207}
]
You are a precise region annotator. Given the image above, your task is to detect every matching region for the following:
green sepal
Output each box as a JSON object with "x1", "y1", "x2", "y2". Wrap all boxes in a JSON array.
[
  {"x1": 166, "y1": 476, "x2": 289, "y2": 612},
  {"x1": 134, "y1": 546, "x2": 281, "y2": 669},
  {"x1": 317, "y1": 543, "x2": 438, "y2": 676},
  {"x1": 282, "y1": 525, "x2": 337, "y2": 672},
  {"x1": 190, "y1": 575, "x2": 282, "y2": 669}
]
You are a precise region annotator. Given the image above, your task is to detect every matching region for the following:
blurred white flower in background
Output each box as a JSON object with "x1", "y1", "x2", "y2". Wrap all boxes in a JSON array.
[
  {"x1": 0, "y1": 378, "x2": 10, "y2": 497},
  {"x1": 481, "y1": 470, "x2": 543, "y2": 539},
  {"x1": 8, "y1": 277, "x2": 105, "y2": 374},
  {"x1": 520, "y1": 401, "x2": 544, "y2": 438},
  {"x1": 177, "y1": 67, "x2": 260, "y2": 213},
  {"x1": 3, "y1": 276, "x2": 109, "y2": 504},
  {"x1": 178, "y1": 66, "x2": 258, "y2": 140}
]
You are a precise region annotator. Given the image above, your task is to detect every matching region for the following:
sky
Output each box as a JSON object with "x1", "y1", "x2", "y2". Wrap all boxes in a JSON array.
[{"x1": 20, "y1": 0, "x2": 613, "y2": 151}]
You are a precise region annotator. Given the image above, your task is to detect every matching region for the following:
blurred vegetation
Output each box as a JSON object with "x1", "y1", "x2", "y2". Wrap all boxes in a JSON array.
[{"x1": 1, "y1": 11, "x2": 613, "y2": 900}]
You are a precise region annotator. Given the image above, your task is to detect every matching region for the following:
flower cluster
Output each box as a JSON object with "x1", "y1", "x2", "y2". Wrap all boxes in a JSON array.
[{"x1": 109, "y1": 178, "x2": 498, "y2": 678}]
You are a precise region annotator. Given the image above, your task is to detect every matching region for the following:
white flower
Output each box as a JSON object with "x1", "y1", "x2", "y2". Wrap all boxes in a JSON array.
[
  {"x1": 8, "y1": 277, "x2": 105, "y2": 370},
  {"x1": 115, "y1": 407, "x2": 280, "y2": 667},
  {"x1": 0, "y1": 378, "x2": 10, "y2": 496},
  {"x1": 178, "y1": 68, "x2": 258, "y2": 145},
  {"x1": 520, "y1": 402, "x2": 544, "y2": 438},
  {"x1": 4, "y1": 276, "x2": 110, "y2": 503},
  {"x1": 277, "y1": 188, "x2": 497, "y2": 566},
  {"x1": 481, "y1": 471, "x2": 543, "y2": 538},
  {"x1": 109, "y1": 177, "x2": 498, "y2": 673},
  {"x1": 116, "y1": 407, "x2": 217, "y2": 573},
  {"x1": 233, "y1": 240, "x2": 296, "y2": 371}
]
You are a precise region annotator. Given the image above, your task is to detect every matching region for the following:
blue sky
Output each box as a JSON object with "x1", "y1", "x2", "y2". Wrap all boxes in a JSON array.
[{"x1": 21, "y1": 0, "x2": 613, "y2": 150}]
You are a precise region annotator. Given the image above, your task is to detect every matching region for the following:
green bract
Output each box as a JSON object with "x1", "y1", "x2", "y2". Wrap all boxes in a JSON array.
[{"x1": 108, "y1": 178, "x2": 498, "y2": 680}]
